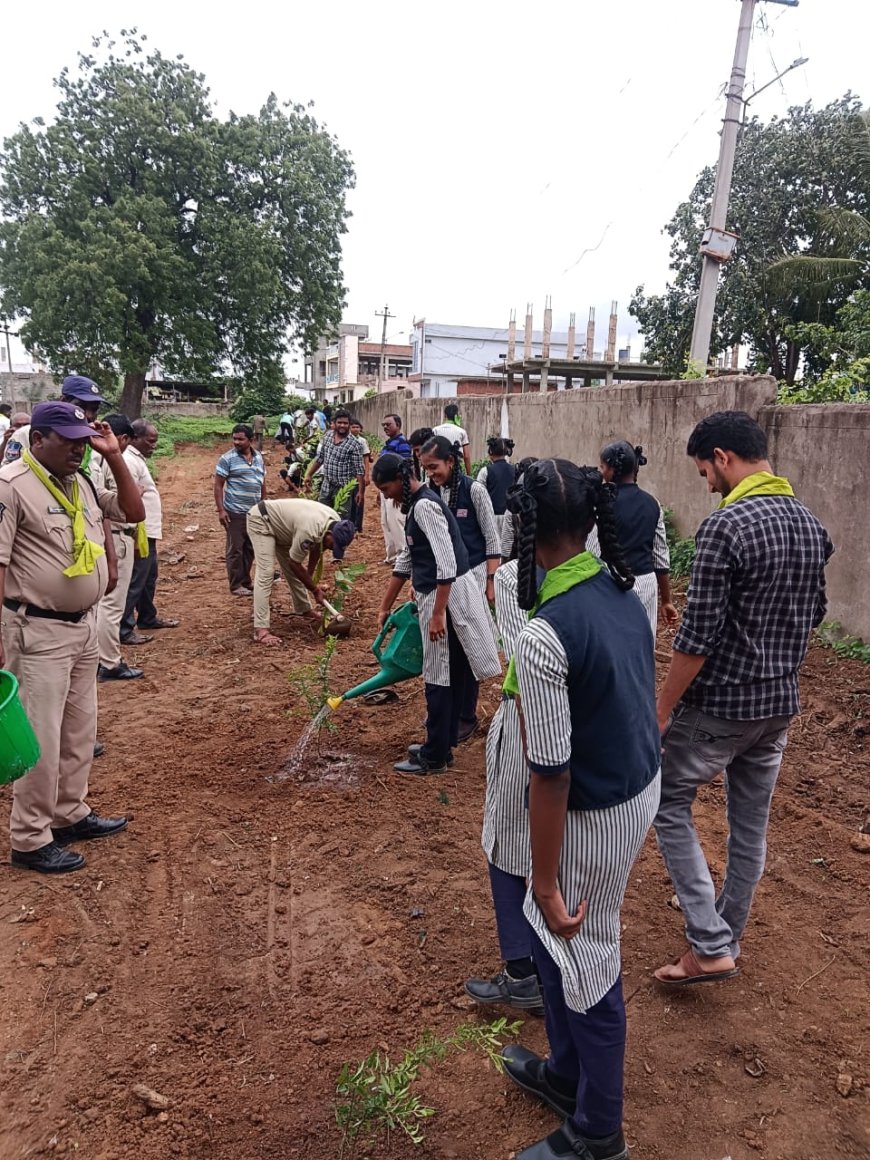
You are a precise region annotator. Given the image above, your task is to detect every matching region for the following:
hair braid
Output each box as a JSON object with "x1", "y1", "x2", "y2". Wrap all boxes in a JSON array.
[
  {"x1": 513, "y1": 493, "x2": 538, "y2": 611},
  {"x1": 400, "y1": 459, "x2": 413, "y2": 515},
  {"x1": 590, "y1": 474, "x2": 635, "y2": 591},
  {"x1": 448, "y1": 441, "x2": 463, "y2": 510}
]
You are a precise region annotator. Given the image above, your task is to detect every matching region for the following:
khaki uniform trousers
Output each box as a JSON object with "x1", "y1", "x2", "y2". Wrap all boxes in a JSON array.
[
  {"x1": 246, "y1": 509, "x2": 311, "y2": 630},
  {"x1": 380, "y1": 495, "x2": 406, "y2": 563},
  {"x1": 97, "y1": 530, "x2": 135, "y2": 668},
  {"x1": 1, "y1": 606, "x2": 98, "y2": 852}
]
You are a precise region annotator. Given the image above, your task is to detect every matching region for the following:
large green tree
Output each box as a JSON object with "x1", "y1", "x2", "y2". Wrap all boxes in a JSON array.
[
  {"x1": 630, "y1": 96, "x2": 868, "y2": 384},
  {"x1": 0, "y1": 32, "x2": 354, "y2": 416}
]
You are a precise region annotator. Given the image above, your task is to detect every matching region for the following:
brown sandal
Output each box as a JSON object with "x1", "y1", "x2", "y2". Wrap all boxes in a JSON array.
[{"x1": 654, "y1": 948, "x2": 739, "y2": 987}]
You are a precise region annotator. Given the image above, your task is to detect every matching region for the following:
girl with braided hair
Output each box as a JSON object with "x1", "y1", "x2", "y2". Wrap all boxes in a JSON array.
[
  {"x1": 499, "y1": 458, "x2": 661, "y2": 1160},
  {"x1": 586, "y1": 440, "x2": 677, "y2": 636},
  {"x1": 420, "y1": 434, "x2": 501, "y2": 741},
  {"x1": 372, "y1": 453, "x2": 501, "y2": 775},
  {"x1": 407, "y1": 427, "x2": 434, "y2": 482},
  {"x1": 477, "y1": 436, "x2": 516, "y2": 546}
]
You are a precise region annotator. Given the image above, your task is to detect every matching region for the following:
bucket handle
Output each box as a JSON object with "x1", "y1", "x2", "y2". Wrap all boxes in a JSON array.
[{"x1": 371, "y1": 601, "x2": 418, "y2": 663}]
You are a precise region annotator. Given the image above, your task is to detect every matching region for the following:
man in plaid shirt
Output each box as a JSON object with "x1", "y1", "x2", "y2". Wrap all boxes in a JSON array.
[
  {"x1": 654, "y1": 411, "x2": 833, "y2": 987},
  {"x1": 303, "y1": 408, "x2": 364, "y2": 518}
]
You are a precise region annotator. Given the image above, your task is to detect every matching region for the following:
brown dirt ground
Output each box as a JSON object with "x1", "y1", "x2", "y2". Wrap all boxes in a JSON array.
[{"x1": 1, "y1": 441, "x2": 868, "y2": 1160}]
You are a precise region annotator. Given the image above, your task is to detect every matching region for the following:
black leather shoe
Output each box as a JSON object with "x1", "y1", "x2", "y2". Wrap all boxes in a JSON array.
[
  {"x1": 465, "y1": 968, "x2": 544, "y2": 1014},
  {"x1": 457, "y1": 718, "x2": 479, "y2": 742},
  {"x1": 11, "y1": 842, "x2": 85, "y2": 874},
  {"x1": 502, "y1": 1046, "x2": 576, "y2": 1118},
  {"x1": 407, "y1": 744, "x2": 454, "y2": 767},
  {"x1": 517, "y1": 1122, "x2": 628, "y2": 1160},
  {"x1": 98, "y1": 663, "x2": 144, "y2": 681},
  {"x1": 93, "y1": 742, "x2": 105, "y2": 758},
  {"x1": 393, "y1": 755, "x2": 449, "y2": 776},
  {"x1": 52, "y1": 810, "x2": 128, "y2": 845}
]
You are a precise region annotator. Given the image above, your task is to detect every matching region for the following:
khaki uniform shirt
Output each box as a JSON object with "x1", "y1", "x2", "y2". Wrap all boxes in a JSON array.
[
  {"x1": 124, "y1": 446, "x2": 162, "y2": 538},
  {"x1": 256, "y1": 498, "x2": 338, "y2": 562},
  {"x1": 0, "y1": 459, "x2": 126, "y2": 613}
]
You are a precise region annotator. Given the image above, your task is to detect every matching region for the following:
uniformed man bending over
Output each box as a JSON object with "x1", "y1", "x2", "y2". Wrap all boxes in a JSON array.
[{"x1": 0, "y1": 402, "x2": 146, "y2": 874}]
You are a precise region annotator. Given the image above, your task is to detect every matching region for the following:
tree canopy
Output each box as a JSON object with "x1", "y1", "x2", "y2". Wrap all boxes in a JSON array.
[
  {"x1": 630, "y1": 96, "x2": 868, "y2": 384},
  {"x1": 0, "y1": 31, "x2": 354, "y2": 415}
]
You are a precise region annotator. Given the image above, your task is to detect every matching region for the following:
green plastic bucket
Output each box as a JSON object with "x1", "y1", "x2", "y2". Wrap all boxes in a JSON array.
[{"x1": 0, "y1": 670, "x2": 40, "y2": 784}]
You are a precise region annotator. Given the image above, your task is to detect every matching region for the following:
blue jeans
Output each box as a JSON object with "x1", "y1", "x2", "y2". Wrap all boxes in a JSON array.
[{"x1": 654, "y1": 705, "x2": 790, "y2": 959}]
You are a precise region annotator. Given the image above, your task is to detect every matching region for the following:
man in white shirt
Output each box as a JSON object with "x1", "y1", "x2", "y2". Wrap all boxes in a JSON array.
[
  {"x1": 431, "y1": 403, "x2": 472, "y2": 474},
  {"x1": 121, "y1": 420, "x2": 179, "y2": 643},
  {"x1": 0, "y1": 403, "x2": 10, "y2": 435}
]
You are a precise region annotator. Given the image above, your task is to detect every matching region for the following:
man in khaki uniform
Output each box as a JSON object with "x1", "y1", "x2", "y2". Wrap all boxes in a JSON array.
[
  {"x1": 91, "y1": 414, "x2": 144, "y2": 681},
  {"x1": 0, "y1": 402, "x2": 145, "y2": 874},
  {"x1": 246, "y1": 498, "x2": 356, "y2": 646}
]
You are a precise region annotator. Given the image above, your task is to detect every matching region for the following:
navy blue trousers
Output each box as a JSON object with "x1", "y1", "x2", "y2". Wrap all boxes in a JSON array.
[
  {"x1": 488, "y1": 862, "x2": 531, "y2": 962},
  {"x1": 531, "y1": 928, "x2": 626, "y2": 1138},
  {"x1": 420, "y1": 615, "x2": 473, "y2": 765}
]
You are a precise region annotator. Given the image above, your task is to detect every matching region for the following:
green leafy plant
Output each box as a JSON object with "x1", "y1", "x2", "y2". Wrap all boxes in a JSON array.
[
  {"x1": 334, "y1": 1018, "x2": 521, "y2": 1156},
  {"x1": 681, "y1": 357, "x2": 707, "y2": 381},
  {"x1": 289, "y1": 636, "x2": 339, "y2": 731},
  {"x1": 662, "y1": 508, "x2": 696, "y2": 580},
  {"x1": 816, "y1": 621, "x2": 870, "y2": 664},
  {"x1": 470, "y1": 457, "x2": 489, "y2": 478},
  {"x1": 363, "y1": 430, "x2": 384, "y2": 455},
  {"x1": 332, "y1": 477, "x2": 359, "y2": 518},
  {"x1": 150, "y1": 415, "x2": 235, "y2": 461},
  {"x1": 330, "y1": 562, "x2": 367, "y2": 614}
]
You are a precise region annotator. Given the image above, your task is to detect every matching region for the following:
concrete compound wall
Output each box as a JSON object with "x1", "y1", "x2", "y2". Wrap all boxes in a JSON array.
[
  {"x1": 350, "y1": 378, "x2": 870, "y2": 641},
  {"x1": 0, "y1": 372, "x2": 59, "y2": 407}
]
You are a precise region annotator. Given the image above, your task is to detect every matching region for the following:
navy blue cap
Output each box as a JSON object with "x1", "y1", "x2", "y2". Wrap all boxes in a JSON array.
[
  {"x1": 61, "y1": 375, "x2": 106, "y2": 405},
  {"x1": 329, "y1": 519, "x2": 356, "y2": 560},
  {"x1": 31, "y1": 402, "x2": 97, "y2": 440}
]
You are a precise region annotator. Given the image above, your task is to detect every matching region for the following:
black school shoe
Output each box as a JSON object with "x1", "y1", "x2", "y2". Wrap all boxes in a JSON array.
[
  {"x1": 98, "y1": 663, "x2": 144, "y2": 681},
  {"x1": 11, "y1": 842, "x2": 85, "y2": 874},
  {"x1": 52, "y1": 810, "x2": 128, "y2": 845},
  {"x1": 465, "y1": 968, "x2": 544, "y2": 1014},
  {"x1": 407, "y1": 744, "x2": 454, "y2": 767},
  {"x1": 517, "y1": 1122, "x2": 629, "y2": 1160},
  {"x1": 393, "y1": 755, "x2": 450, "y2": 775},
  {"x1": 502, "y1": 1046, "x2": 576, "y2": 1118}
]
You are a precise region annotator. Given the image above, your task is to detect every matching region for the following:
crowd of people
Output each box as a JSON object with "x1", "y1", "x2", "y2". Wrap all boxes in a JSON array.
[{"x1": 0, "y1": 386, "x2": 833, "y2": 1159}]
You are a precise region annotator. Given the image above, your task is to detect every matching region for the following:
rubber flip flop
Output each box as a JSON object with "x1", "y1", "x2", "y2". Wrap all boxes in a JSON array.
[
  {"x1": 654, "y1": 948, "x2": 740, "y2": 987},
  {"x1": 363, "y1": 690, "x2": 399, "y2": 705}
]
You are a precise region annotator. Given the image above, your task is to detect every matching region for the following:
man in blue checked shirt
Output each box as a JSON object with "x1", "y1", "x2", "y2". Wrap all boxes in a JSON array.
[{"x1": 214, "y1": 424, "x2": 267, "y2": 596}]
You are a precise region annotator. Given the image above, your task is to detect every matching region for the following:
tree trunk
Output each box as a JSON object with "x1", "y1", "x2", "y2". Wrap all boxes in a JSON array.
[
  {"x1": 784, "y1": 339, "x2": 801, "y2": 386},
  {"x1": 119, "y1": 371, "x2": 146, "y2": 419}
]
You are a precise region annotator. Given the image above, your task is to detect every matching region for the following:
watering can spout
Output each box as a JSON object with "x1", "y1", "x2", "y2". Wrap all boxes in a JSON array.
[
  {"x1": 328, "y1": 601, "x2": 424, "y2": 708},
  {"x1": 326, "y1": 695, "x2": 344, "y2": 712}
]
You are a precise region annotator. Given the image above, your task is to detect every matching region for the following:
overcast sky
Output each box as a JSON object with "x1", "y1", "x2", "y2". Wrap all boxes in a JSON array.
[{"x1": 1, "y1": 0, "x2": 865, "y2": 368}]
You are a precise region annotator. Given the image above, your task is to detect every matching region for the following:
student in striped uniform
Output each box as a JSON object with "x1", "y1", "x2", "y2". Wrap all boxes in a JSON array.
[
  {"x1": 408, "y1": 427, "x2": 434, "y2": 485},
  {"x1": 476, "y1": 437, "x2": 515, "y2": 544},
  {"x1": 420, "y1": 435, "x2": 501, "y2": 741},
  {"x1": 585, "y1": 441, "x2": 677, "y2": 636},
  {"x1": 464, "y1": 554, "x2": 543, "y2": 1015},
  {"x1": 372, "y1": 452, "x2": 501, "y2": 775},
  {"x1": 499, "y1": 459, "x2": 661, "y2": 1160}
]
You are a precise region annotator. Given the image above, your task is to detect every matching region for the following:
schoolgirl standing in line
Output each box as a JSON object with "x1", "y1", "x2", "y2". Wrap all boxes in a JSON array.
[
  {"x1": 500, "y1": 456, "x2": 539, "y2": 559},
  {"x1": 408, "y1": 427, "x2": 434, "y2": 483},
  {"x1": 420, "y1": 435, "x2": 501, "y2": 741},
  {"x1": 499, "y1": 459, "x2": 661, "y2": 1160},
  {"x1": 477, "y1": 437, "x2": 516, "y2": 545},
  {"x1": 587, "y1": 441, "x2": 677, "y2": 635},
  {"x1": 373, "y1": 453, "x2": 501, "y2": 775}
]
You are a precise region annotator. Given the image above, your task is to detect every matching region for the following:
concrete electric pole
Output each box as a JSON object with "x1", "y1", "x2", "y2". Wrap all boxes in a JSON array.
[
  {"x1": 689, "y1": 0, "x2": 799, "y2": 372},
  {"x1": 375, "y1": 304, "x2": 395, "y2": 391}
]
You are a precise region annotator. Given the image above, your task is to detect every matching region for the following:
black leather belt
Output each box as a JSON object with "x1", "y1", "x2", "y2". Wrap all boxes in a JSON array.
[
  {"x1": 111, "y1": 527, "x2": 136, "y2": 538},
  {"x1": 3, "y1": 598, "x2": 87, "y2": 624},
  {"x1": 257, "y1": 500, "x2": 269, "y2": 519}
]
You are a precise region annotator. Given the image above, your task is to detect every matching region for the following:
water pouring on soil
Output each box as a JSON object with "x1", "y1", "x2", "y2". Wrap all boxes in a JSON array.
[{"x1": 276, "y1": 704, "x2": 333, "y2": 780}]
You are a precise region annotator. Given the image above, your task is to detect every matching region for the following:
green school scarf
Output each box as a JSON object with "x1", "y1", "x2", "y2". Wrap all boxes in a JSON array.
[
  {"x1": 719, "y1": 471, "x2": 794, "y2": 508},
  {"x1": 23, "y1": 450, "x2": 105, "y2": 577},
  {"x1": 503, "y1": 551, "x2": 602, "y2": 696}
]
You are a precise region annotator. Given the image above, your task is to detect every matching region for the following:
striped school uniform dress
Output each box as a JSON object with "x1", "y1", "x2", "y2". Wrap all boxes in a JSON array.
[
  {"x1": 438, "y1": 474, "x2": 502, "y2": 595},
  {"x1": 393, "y1": 489, "x2": 501, "y2": 686},
  {"x1": 482, "y1": 560, "x2": 529, "y2": 877},
  {"x1": 586, "y1": 496, "x2": 669, "y2": 636},
  {"x1": 514, "y1": 571, "x2": 661, "y2": 1013},
  {"x1": 477, "y1": 460, "x2": 514, "y2": 549}
]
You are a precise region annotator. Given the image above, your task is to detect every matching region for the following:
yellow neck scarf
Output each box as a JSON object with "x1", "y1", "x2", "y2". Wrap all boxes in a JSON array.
[
  {"x1": 23, "y1": 450, "x2": 105, "y2": 577},
  {"x1": 719, "y1": 471, "x2": 795, "y2": 508}
]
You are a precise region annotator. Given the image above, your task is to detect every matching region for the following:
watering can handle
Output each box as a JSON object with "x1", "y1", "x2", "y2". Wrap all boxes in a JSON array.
[{"x1": 372, "y1": 601, "x2": 418, "y2": 662}]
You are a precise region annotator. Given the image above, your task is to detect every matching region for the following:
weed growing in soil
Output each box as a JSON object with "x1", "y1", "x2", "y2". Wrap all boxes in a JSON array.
[
  {"x1": 335, "y1": 1017, "x2": 521, "y2": 1155},
  {"x1": 663, "y1": 507, "x2": 696, "y2": 580},
  {"x1": 331, "y1": 562, "x2": 367, "y2": 614},
  {"x1": 289, "y1": 636, "x2": 339, "y2": 732},
  {"x1": 817, "y1": 621, "x2": 870, "y2": 664}
]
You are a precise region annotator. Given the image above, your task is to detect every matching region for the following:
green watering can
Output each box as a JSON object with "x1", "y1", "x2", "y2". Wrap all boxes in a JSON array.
[
  {"x1": 327, "y1": 601, "x2": 424, "y2": 711},
  {"x1": 0, "y1": 670, "x2": 41, "y2": 784}
]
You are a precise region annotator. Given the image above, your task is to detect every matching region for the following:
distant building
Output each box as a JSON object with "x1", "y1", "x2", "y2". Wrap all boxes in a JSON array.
[{"x1": 306, "y1": 323, "x2": 412, "y2": 405}]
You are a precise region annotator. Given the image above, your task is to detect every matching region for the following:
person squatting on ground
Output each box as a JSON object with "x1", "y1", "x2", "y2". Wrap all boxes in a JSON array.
[
  {"x1": 303, "y1": 407, "x2": 364, "y2": 517},
  {"x1": 420, "y1": 434, "x2": 501, "y2": 742},
  {"x1": 91, "y1": 414, "x2": 149, "y2": 682},
  {"x1": 377, "y1": 414, "x2": 412, "y2": 564},
  {"x1": 121, "y1": 420, "x2": 179, "y2": 643},
  {"x1": 372, "y1": 452, "x2": 501, "y2": 775},
  {"x1": 499, "y1": 458, "x2": 661, "y2": 1160},
  {"x1": 587, "y1": 440, "x2": 677, "y2": 636},
  {"x1": 477, "y1": 436, "x2": 515, "y2": 546},
  {"x1": 246, "y1": 497, "x2": 356, "y2": 647},
  {"x1": 349, "y1": 419, "x2": 372, "y2": 534},
  {"x1": 653, "y1": 411, "x2": 833, "y2": 986},
  {"x1": 214, "y1": 423, "x2": 266, "y2": 597},
  {"x1": 464, "y1": 554, "x2": 544, "y2": 1016},
  {"x1": 431, "y1": 402, "x2": 472, "y2": 474},
  {"x1": 0, "y1": 402, "x2": 146, "y2": 874}
]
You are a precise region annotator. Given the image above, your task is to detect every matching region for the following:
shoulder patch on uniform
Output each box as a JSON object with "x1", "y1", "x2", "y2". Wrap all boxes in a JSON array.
[{"x1": 0, "y1": 502, "x2": 6, "y2": 523}]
